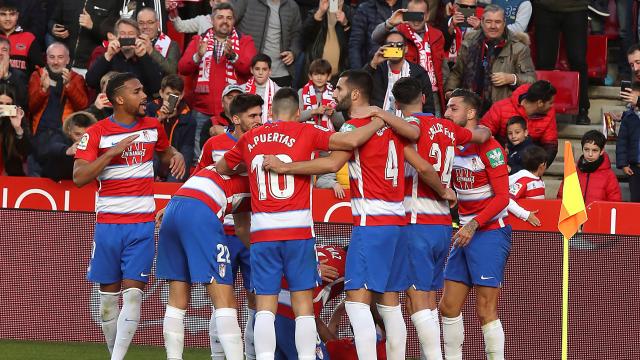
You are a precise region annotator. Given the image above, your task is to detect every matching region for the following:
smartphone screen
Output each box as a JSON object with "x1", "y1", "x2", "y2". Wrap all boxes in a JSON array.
[
  {"x1": 119, "y1": 38, "x2": 136, "y2": 47},
  {"x1": 621, "y1": 80, "x2": 632, "y2": 92},
  {"x1": 167, "y1": 94, "x2": 180, "y2": 113},
  {"x1": 403, "y1": 12, "x2": 424, "y2": 22}
]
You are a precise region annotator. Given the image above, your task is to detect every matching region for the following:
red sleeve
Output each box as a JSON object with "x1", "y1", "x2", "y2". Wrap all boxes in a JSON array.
[
  {"x1": 194, "y1": 139, "x2": 214, "y2": 174},
  {"x1": 509, "y1": 178, "x2": 527, "y2": 199},
  {"x1": 541, "y1": 109, "x2": 558, "y2": 145},
  {"x1": 234, "y1": 35, "x2": 257, "y2": 79},
  {"x1": 178, "y1": 36, "x2": 200, "y2": 76},
  {"x1": 479, "y1": 105, "x2": 501, "y2": 138},
  {"x1": 474, "y1": 143, "x2": 510, "y2": 227},
  {"x1": 74, "y1": 125, "x2": 100, "y2": 162},
  {"x1": 66, "y1": 73, "x2": 89, "y2": 110},
  {"x1": 155, "y1": 120, "x2": 170, "y2": 152},
  {"x1": 453, "y1": 123, "x2": 473, "y2": 146},
  {"x1": 308, "y1": 124, "x2": 334, "y2": 152},
  {"x1": 224, "y1": 137, "x2": 246, "y2": 170},
  {"x1": 605, "y1": 171, "x2": 622, "y2": 202}
]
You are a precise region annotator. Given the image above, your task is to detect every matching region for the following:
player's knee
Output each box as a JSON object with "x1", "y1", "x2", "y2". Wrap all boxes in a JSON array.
[
  {"x1": 475, "y1": 300, "x2": 498, "y2": 325},
  {"x1": 438, "y1": 299, "x2": 461, "y2": 318}
]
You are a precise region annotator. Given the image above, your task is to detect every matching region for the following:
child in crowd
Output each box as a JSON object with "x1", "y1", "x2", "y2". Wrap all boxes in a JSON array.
[
  {"x1": 146, "y1": 74, "x2": 195, "y2": 182},
  {"x1": 243, "y1": 53, "x2": 279, "y2": 123},
  {"x1": 557, "y1": 130, "x2": 622, "y2": 204},
  {"x1": 506, "y1": 115, "x2": 534, "y2": 174},
  {"x1": 85, "y1": 71, "x2": 119, "y2": 120},
  {"x1": 298, "y1": 59, "x2": 344, "y2": 131},
  {"x1": 508, "y1": 145, "x2": 547, "y2": 226}
]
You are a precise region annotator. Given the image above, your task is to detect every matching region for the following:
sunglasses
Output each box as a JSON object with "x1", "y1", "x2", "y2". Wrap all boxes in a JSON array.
[
  {"x1": 456, "y1": 4, "x2": 477, "y2": 9},
  {"x1": 385, "y1": 42, "x2": 405, "y2": 48}
]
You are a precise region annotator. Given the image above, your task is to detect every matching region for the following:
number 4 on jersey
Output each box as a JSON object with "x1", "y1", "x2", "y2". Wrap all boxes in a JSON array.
[{"x1": 429, "y1": 143, "x2": 455, "y2": 185}]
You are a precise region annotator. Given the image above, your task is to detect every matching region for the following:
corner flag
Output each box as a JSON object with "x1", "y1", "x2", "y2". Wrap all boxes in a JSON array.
[{"x1": 557, "y1": 141, "x2": 588, "y2": 360}]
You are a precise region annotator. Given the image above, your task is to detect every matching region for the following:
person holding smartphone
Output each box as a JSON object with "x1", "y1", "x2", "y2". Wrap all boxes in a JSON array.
[{"x1": 0, "y1": 84, "x2": 29, "y2": 176}]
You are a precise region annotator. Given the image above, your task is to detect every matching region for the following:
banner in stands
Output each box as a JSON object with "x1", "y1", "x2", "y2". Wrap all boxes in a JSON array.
[
  {"x1": 1, "y1": 209, "x2": 639, "y2": 359},
  {"x1": 1, "y1": 176, "x2": 638, "y2": 235}
]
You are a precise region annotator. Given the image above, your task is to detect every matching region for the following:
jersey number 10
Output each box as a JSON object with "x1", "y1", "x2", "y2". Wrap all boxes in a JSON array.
[{"x1": 251, "y1": 154, "x2": 295, "y2": 200}]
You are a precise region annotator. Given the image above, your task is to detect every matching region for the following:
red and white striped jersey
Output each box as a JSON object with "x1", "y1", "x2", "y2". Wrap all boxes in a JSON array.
[
  {"x1": 341, "y1": 118, "x2": 407, "y2": 226},
  {"x1": 277, "y1": 245, "x2": 346, "y2": 319},
  {"x1": 174, "y1": 165, "x2": 250, "y2": 221},
  {"x1": 75, "y1": 116, "x2": 170, "y2": 224},
  {"x1": 224, "y1": 121, "x2": 333, "y2": 243},
  {"x1": 196, "y1": 132, "x2": 240, "y2": 234},
  {"x1": 452, "y1": 138, "x2": 509, "y2": 231},
  {"x1": 509, "y1": 169, "x2": 545, "y2": 200},
  {"x1": 404, "y1": 114, "x2": 473, "y2": 225}
]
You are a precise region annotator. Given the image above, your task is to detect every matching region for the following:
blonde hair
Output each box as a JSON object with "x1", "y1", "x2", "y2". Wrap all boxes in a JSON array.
[{"x1": 63, "y1": 111, "x2": 97, "y2": 135}]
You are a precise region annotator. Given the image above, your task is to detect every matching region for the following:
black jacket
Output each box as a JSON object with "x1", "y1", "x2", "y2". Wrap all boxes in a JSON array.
[
  {"x1": 0, "y1": 69, "x2": 28, "y2": 109},
  {"x1": 0, "y1": 116, "x2": 31, "y2": 176},
  {"x1": 86, "y1": 53, "x2": 163, "y2": 95},
  {"x1": 50, "y1": 0, "x2": 121, "y2": 69},
  {"x1": 507, "y1": 136, "x2": 534, "y2": 175},
  {"x1": 364, "y1": 60, "x2": 435, "y2": 115},
  {"x1": 33, "y1": 128, "x2": 75, "y2": 181},
  {"x1": 616, "y1": 109, "x2": 640, "y2": 168}
]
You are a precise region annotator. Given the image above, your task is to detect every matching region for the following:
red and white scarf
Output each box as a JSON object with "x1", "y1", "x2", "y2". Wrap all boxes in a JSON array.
[
  {"x1": 383, "y1": 61, "x2": 410, "y2": 116},
  {"x1": 154, "y1": 32, "x2": 172, "y2": 57},
  {"x1": 195, "y1": 28, "x2": 240, "y2": 93},
  {"x1": 448, "y1": 23, "x2": 468, "y2": 63},
  {"x1": 245, "y1": 77, "x2": 276, "y2": 123},
  {"x1": 301, "y1": 81, "x2": 336, "y2": 130},
  {"x1": 397, "y1": 23, "x2": 437, "y2": 92}
]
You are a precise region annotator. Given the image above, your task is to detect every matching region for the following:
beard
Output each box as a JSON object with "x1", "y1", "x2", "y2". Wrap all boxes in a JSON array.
[{"x1": 334, "y1": 95, "x2": 352, "y2": 112}]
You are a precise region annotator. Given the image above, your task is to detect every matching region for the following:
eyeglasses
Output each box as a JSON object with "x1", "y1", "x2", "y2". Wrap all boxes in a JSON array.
[
  {"x1": 385, "y1": 42, "x2": 405, "y2": 48},
  {"x1": 456, "y1": 4, "x2": 476, "y2": 9},
  {"x1": 137, "y1": 21, "x2": 157, "y2": 26}
]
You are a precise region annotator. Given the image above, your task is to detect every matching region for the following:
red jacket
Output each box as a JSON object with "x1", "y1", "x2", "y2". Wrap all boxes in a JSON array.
[
  {"x1": 28, "y1": 67, "x2": 89, "y2": 134},
  {"x1": 402, "y1": 26, "x2": 446, "y2": 110},
  {"x1": 557, "y1": 153, "x2": 622, "y2": 205},
  {"x1": 480, "y1": 84, "x2": 558, "y2": 163},
  {"x1": 178, "y1": 31, "x2": 256, "y2": 116}
]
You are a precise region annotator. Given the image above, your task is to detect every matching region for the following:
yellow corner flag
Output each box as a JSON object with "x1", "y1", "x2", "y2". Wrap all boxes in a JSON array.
[{"x1": 557, "y1": 141, "x2": 588, "y2": 360}]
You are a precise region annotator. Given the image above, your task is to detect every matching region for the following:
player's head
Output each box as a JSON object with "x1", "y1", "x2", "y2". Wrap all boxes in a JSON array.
[
  {"x1": 106, "y1": 72, "x2": 147, "y2": 117},
  {"x1": 63, "y1": 111, "x2": 97, "y2": 143},
  {"x1": 272, "y1": 87, "x2": 300, "y2": 121},
  {"x1": 334, "y1": 70, "x2": 373, "y2": 112},
  {"x1": 521, "y1": 145, "x2": 548, "y2": 176},
  {"x1": 444, "y1": 88, "x2": 481, "y2": 127},
  {"x1": 506, "y1": 116, "x2": 527, "y2": 146},
  {"x1": 392, "y1": 77, "x2": 424, "y2": 115},
  {"x1": 230, "y1": 93, "x2": 263, "y2": 133},
  {"x1": 520, "y1": 80, "x2": 556, "y2": 117},
  {"x1": 580, "y1": 130, "x2": 606, "y2": 163},
  {"x1": 308, "y1": 59, "x2": 332, "y2": 89},
  {"x1": 251, "y1": 54, "x2": 272, "y2": 85}
]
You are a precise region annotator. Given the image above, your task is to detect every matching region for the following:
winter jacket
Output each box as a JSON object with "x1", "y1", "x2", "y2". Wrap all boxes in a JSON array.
[
  {"x1": 28, "y1": 68, "x2": 89, "y2": 134},
  {"x1": 348, "y1": 0, "x2": 408, "y2": 69},
  {"x1": 557, "y1": 153, "x2": 622, "y2": 204},
  {"x1": 364, "y1": 60, "x2": 435, "y2": 115},
  {"x1": 1, "y1": 29, "x2": 44, "y2": 77},
  {"x1": 86, "y1": 52, "x2": 163, "y2": 95},
  {"x1": 178, "y1": 30, "x2": 256, "y2": 116},
  {"x1": 13, "y1": 0, "x2": 47, "y2": 46},
  {"x1": 33, "y1": 128, "x2": 75, "y2": 181},
  {"x1": 616, "y1": 109, "x2": 640, "y2": 169},
  {"x1": 534, "y1": 0, "x2": 587, "y2": 12},
  {"x1": 232, "y1": 0, "x2": 302, "y2": 76},
  {"x1": 481, "y1": 83, "x2": 557, "y2": 165},
  {"x1": 506, "y1": 136, "x2": 534, "y2": 174},
  {"x1": 445, "y1": 29, "x2": 536, "y2": 106},
  {"x1": 50, "y1": 0, "x2": 121, "y2": 69},
  {"x1": 0, "y1": 69, "x2": 28, "y2": 109}
]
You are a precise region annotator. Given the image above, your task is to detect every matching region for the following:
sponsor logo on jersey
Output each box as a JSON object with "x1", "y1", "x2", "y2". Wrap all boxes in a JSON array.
[
  {"x1": 77, "y1": 133, "x2": 90, "y2": 150},
  {"x1": 339, "y1": 123, "x2": 355, "y2": 133},
  {"x1": 486, "y1": 148, "x2": 505, "y2": 168},
  {"x1": 313, "y1": 124, "x2": 330, "y2": 132},
  {"x1": 121, "y1": 142, "x2": 147, "y2": 165},
  {"x1": 509, "y1": 182, "x2": 523, "y2": 196},
  {"x1": 404, "y1": 115, "x2": 420, "y2": 125}
]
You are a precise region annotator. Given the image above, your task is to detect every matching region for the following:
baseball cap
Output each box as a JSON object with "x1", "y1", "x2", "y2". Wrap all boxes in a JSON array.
[{"x1": 222, "y1": 84, "x2": 245, "y2": 99}]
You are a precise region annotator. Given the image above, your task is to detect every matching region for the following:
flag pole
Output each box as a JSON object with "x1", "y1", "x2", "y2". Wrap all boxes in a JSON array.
[{"x1": 562, "y1": 235, "x2": 569, "y2": 360}]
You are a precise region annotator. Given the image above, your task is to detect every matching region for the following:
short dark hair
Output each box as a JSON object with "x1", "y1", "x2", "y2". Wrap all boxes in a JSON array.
[
  {"x1": 483, "y1": 4, "x2": 505, "y2": 19},
  {"x1": 64, "y1": 111, "x2": 97, "y2": 133},
  {"x1": 272, "y1": 87, "x2": 299, "y2": 117},
  {"x1": 229, "y1": 93, "x2": 264, "y2": 117},
  {"x1": 521, "y1": 145, "x2": 547, "y2": 172},
  {"x1": 308, "y1": 59, "x2": 332, "y2": 76},
  {"x1": 450, "y1": 88, "x2": 481, "y2": 112},
  {"x1": 339, "y1": 69, "x2": 373, "y2": 101},
  {"x1": 385, "y1": 30, "x2": 406, "y2": 44},
  {"x1": 627, "y1": 43, "x2": 640, "y2": 56},
  {"x1": 0, "y1": 1, "x2": 18, "y2": 11},
  {"x1": 581, "y1": 130, "x2": 606, "y2": 150},
  {"x1": 392, "y1": 77, "x2": 422, "y2": 105},
  {"x1": 251, "y1": 53, "x2": 272, "y2": 68},
  {"x1": 525, "y1": 80, "x2": 556, "y2": 103},
  {"x1": 212, "y1": 2, "x2": 235, "y2": 18},
  {"x1": 161, "y1": 74, "x2": 184, "y2": 92},
  {"x1": 507, "y1": 116, "x2": 527, "y2": 130},
  {"x1": 105, "y1": 72, "x2": 138, "y2": 103}
]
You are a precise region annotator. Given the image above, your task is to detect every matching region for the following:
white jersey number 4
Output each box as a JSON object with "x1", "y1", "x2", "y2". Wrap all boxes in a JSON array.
[
  {"x1": 251, "y1": 154, "x2": 295, "y2": 200},
  {"x1": 385, "y1": 140, "x2": 399, "y2": 187},
  {"x1": 429, "y1": 143, "x2": 455, "y2": 185}
]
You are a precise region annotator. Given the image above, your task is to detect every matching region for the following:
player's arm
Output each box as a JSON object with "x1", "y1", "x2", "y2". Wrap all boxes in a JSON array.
[
  {"x1": 263, "y1": 150, "x2": 352, "y2": 175},
  {"x1": 157, "y1": 146, "x2": 186, "y2": 179},
  {"x1": 232, "y1": 212, "x2": 251, "y2": 248},
  {"x1": 351, "y1": 105, "x2": 420, "y2": 141},
  {"x1": 327, "y1": 301, "x2": 346, "y2": 337},
  {"x1": 216, "y1": 157, "x2": 247, "y2": 175},
  {"x1": 404, "y1": 145, "x2": 457, "y2": 205},
  {"x1": 470, "y1": 125, "x2": 492, "y2": 143},
  {"x1": 72, "y1": 134, "x2": 139, "y2": 187},
  {"x1": 327, "y1": 117, "x2": 385, "y2": 150},
  {"x1": 317, "y1": 318, "x2": 338, "y2": 343}
]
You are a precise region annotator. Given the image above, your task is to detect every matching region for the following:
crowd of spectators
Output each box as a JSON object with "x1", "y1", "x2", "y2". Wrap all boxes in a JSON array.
[{"x1": 0, "y1": 0, "x2": 636, "y2": 204}]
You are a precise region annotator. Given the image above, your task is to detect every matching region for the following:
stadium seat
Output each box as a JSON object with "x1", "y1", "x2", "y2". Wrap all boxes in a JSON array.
[
  {"x1": 556, "y1": 35, "x2": 608, "y2": 81},
  {"x1": 535, "y1": 70, "x2": 580, "y2": 115}
]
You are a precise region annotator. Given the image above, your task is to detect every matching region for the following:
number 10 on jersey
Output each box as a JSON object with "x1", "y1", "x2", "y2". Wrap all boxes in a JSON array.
[{"x1": 251, "y1": 154, "x2": 295, "y2": 200}]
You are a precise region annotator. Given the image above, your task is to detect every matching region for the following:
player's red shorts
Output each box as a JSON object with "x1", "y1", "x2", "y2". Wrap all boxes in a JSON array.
[{"x1": 325, "y1": 338, "x2": 387, "y2": 360}]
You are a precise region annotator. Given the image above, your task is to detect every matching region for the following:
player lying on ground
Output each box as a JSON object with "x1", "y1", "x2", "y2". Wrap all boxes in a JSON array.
[
  {"x1": 216, "y1": 87, "x2": 388, "y2": 360},
  {"x1": 73, "y1": 72, "x2": 185, "y2": 360}
]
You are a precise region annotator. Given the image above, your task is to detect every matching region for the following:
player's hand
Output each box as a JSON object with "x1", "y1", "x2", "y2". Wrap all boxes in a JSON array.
[
  {"x1": 452, "y1": 219, "x2": 478, "y2": 247},
  {"x1": 623, "y1": 166, "x2": 635, "y2": 176},
  {"x1": 79, "y1": 8, "x2": 94, "y2": 30},
  {"x1": 526, "y1": 210, "x2": 541, "y2": 227},
  {"x1": 332, "y1": 183, "x2": 346, "y2": 199},
  {"x1": 319, "y1": 259, "x2": 339, "y2": 282},
  {"x1": 262, "y1": 154, "x2": 287, "y2": 173},
  {"x1": 107, "y1": 134, "x2": 139, "y2": 157},
  {"x1": 491, "y1": 72, "x2": 516, "y2": 87},
  {"x1": 169, "y1": 152, "x2": 186, "y2": 179},
  {"x1": 440, "y1": 187, "x2": 457, "y2": 208},
  {"x1": 280, "y1": 51, "x2": 295, "y2": 66},
  {"x1": 350, "y1": 105, "x2": 381, "y2": 119},
  {"x1": 155, "y1": 207, "x2": 166, "y2": 228}
]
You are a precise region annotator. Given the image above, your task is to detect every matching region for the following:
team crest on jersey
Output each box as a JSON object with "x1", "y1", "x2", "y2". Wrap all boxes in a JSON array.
[
  {"x1": 77, "y1": 133, "x2": 89, "y2": 150},
  {"x1": 142, "y1": 130, "x2": 151, "y2": 142},
  {"x1": 121, "y1": 142, "x2": 147, "y2": 165},
  {"x1": 509, "y1": 182, "x2": 522, "y2": 196},
  {"x1": 339, "y1": 123, "x2": 355, "y2": 132},
  {"x1": 486, "y1": 148, "x2": 505, "y2": 168},
  {"x1": 471, "y1": 157, "x2": 480, "y2": 171},
  {"x1": 218, "y1": 263, "x2": 226, "y2": 278}
]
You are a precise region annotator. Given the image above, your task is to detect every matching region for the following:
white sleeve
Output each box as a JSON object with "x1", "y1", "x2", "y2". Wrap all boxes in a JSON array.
[
  {"x1": 508, "y1": 198, "x2": 530, "y2": 220},
  {"x1": 507, "y1": 1, "x2": 532, "y2": 34},
  {"x1": 171, "y1": 15, "x2": 210, "y2": 35}
]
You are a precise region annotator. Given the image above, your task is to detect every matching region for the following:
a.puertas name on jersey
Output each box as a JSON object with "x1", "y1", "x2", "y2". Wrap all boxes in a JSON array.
[{"x1": 247, "y1": 132, "x2": 296, "y2": 152}]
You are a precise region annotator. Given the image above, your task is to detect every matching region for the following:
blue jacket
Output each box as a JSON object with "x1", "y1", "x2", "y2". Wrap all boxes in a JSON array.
[
  {"x1": 348, "y1": 0, "x2": 408, "y2": 69},
  {"x1": 491, "y1": 0, "x2": 530, "y2": 26},
  {"x1": 616, "y1": 109, "x2": 640, "y2": 168}
]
